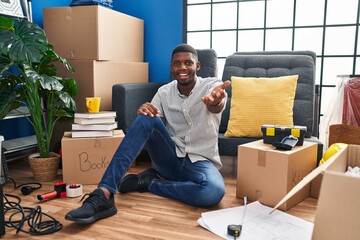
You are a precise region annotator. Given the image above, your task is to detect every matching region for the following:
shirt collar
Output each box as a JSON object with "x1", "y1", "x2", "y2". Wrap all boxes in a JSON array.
[{"x1": 176, "y1": 76, "x2": 199, "y2": 98}]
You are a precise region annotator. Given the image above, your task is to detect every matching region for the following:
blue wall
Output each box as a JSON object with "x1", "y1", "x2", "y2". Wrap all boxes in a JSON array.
[
  {"x1": 0, "y1": 0, "x2": 183, "y2": 140},
  {"x1": 114, "y1": 0, "x2": 183, "y2": 82}
]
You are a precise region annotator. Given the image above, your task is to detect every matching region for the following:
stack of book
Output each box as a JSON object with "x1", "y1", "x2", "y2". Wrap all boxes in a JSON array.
[{"x1": 71, "y1": 111, "x2": 117, "y2": 138}]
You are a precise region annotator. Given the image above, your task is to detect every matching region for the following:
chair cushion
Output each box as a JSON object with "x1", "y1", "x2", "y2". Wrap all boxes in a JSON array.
[{"x1": 224, "y1": 75, "x2": 298, "y2": 137}]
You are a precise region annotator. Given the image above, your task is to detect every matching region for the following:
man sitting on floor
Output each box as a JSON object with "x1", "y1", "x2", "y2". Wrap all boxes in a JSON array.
[{"x1": 65, "y1": 43, "x2": 231, "y2": 224}]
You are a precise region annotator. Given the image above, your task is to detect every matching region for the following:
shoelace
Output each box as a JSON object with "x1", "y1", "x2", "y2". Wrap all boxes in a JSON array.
[
  {"x1": 79, "y1": 193, "x2": 90, "y2": 203},
  {"x1": 79, "y1": 192, "x2": 100, "y2": 206}
]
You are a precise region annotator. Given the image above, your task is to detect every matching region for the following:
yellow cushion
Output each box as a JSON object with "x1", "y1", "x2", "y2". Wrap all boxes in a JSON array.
[{"x1": 224, "y1": 75, "x2": 299, "y2": 137}]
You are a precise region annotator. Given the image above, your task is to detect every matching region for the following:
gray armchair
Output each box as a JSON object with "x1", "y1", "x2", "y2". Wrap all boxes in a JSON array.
[{"x1": 218, "y1": 51, "x2": 322, "y2": 161}]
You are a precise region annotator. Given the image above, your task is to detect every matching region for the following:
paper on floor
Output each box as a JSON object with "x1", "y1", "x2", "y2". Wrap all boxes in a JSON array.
[{"x1": 197, "y1": 201, "x2": 313, "y2": 240}]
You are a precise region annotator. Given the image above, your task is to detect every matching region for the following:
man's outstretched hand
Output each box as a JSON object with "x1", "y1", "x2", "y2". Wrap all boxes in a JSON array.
[{"x1": 202, "y1": 80, "x2": 231, "y2": 107}]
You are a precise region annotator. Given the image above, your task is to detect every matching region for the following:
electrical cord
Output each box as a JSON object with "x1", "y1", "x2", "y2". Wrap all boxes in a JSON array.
[
  {"x1": 3, "y1": 193, "x2": 63, "y2": 235},
  {"x1": 4, "y1": 176, "x2": 42, "y2": 195}
]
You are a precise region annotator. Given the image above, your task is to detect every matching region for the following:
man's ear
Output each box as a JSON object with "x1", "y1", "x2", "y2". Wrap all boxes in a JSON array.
[{"x1": 196, "y1": 61, "x2": 201, "y2": 71}]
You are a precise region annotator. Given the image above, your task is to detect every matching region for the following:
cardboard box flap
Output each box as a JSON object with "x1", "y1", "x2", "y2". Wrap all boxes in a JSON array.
[
  {"x1": 312, "y1": 145, "x2": 360, "y2": 240},
  {"x1": 270, "y1": 145, "x2": 349, "y2": 213}
]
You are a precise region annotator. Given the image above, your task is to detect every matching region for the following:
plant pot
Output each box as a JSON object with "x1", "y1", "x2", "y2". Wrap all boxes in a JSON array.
[{"x1": 28, "y1": 152, "x2": 60, "y2": 182}]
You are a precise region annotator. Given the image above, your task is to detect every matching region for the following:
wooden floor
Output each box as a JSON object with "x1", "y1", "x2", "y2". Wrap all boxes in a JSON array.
[{"x1": 1, "y1": 159, "x2": 318, "y2": 240}]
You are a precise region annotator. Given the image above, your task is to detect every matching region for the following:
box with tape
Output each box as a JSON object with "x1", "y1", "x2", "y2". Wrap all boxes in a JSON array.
[{"x1": 261, "y1": 125, "x2": 307, "y2": 146}]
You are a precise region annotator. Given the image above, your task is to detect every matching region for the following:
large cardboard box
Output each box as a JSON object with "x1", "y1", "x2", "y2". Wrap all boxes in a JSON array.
[
  {"x1": 43, "y1": 6, "x2": 144, "y2": 61},
  {"x1": 61, "y1": 130, "x2": 125, "y2": 185},
  {"x1": 237, "y1": 140, "x2": 317, "y2": 211},
  {"x1": 56, "y1": 60, "x2": 148, "y2": 112},
  {"x1": 312, "y1": 145, "x2": 360, "y2": 240}
]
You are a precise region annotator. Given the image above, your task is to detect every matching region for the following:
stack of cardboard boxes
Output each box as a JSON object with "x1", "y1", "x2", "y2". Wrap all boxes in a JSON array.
[
  {"x1": 43, "y1": 5, "x2": 146, "y2": 184},
  {"x1": 43, "y1": 5, "x2": 148, "y2": 112}
]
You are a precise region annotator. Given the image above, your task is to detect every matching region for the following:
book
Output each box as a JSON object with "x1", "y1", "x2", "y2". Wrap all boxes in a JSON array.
[
  {"x1": 71, "y1": 130, "x2": 114, "y2": 138},
  {"x1": 74, "y1": 111, "x2": 117, "y2": 119},
  {"x1": 72, "y1": 122, "x2": 118, "y2": 131},
  {"x1": 73, "y1": 117, "x2": 116, "y2": 125}
]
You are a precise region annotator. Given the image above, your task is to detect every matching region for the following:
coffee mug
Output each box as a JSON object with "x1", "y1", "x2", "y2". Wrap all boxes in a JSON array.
[{"x1": 86, "y1": 97, "x2": 101, "y2": 113}]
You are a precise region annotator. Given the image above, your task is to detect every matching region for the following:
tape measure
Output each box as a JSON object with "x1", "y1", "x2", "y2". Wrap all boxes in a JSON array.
[
  {"x1": 228, "y1": 224, "x2": 242, "y2": 238},
  {"x1": 66, "y1": 184, "x2": 83, "y2": 198}
]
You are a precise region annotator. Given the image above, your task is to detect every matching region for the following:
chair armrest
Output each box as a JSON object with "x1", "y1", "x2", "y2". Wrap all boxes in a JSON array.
[{"x1": 112, "y1": 82, "x2": 164, "y2": 132}]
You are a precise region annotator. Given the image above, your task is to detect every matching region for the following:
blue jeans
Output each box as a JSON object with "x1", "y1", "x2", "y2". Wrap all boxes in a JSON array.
[{"x1": 99, "y1": 115, "x2": 225, "y2": 207}]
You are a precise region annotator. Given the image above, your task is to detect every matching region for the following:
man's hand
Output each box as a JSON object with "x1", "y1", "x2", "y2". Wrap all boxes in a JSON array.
[
  {"x1": 202, "y1": 80, "x2": 231, "y2": 113},
  {"x1": 137, "y1": 102, "x2": 160, "y2": 117}
]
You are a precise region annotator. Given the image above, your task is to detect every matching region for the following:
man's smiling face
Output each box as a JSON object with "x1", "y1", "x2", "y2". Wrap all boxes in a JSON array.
[{"x1": 170, "y1": 52, "x2": 200, "y2": 87}]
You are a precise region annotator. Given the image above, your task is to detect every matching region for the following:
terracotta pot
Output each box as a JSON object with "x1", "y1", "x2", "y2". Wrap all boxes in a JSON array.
[{"x1": 28, "y1": 152, "x2": 60, "y2": 182}]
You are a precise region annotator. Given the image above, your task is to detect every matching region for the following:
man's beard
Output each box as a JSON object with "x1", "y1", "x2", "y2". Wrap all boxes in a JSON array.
[{"x1": 177, "y1": 77, "x2": 195, "y2": 86}]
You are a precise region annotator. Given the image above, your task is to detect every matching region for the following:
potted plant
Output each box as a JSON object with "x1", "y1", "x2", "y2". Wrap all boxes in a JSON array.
[{"x1": 0, "y1": 16, "x2": 78, "y2": 181}]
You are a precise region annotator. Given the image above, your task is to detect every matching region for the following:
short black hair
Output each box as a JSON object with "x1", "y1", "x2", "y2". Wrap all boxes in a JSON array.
[{"x1": 172, "y1": 43, "x2": 198, "y2": 60}]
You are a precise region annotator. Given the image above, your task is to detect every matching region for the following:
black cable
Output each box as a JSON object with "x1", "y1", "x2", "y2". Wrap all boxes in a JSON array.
[
  {"x1": 4, "y1": 176, "x2": 42, "y2": 195},
  {"x1": 3, "y1": 193, "x2": 63, "y2": 235},
  {"x1": 4, "y1": 176, "x2": 42, "y2": 196}
]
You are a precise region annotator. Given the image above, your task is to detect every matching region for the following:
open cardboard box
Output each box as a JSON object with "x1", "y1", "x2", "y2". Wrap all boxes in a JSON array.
[{"x1": 271, "y1": 144, "x2": 360, "y2": 240}]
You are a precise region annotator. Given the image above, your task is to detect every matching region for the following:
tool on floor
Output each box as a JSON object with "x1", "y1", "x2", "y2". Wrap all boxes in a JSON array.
[
  {"x1": 66, "y1": 183, "x2": 83, "y2": 198},
  {"x1": 37, "y1": 181, "x2": 67, "y2": 201},
  {"x1": 227, "y1": 196, "x2": 247, "y2": 239}
]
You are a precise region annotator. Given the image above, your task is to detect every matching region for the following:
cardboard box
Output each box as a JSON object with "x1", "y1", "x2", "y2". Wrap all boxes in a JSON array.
[
  {"x1": 237, "y1": 140, "x2": 317, "y2": 211},
  {"x1": 312, "y1": 145, "x2": 360, "y2": 240},
  {"x1": 61, "y1": 130, "x2": 125, "y2": 185},
  {"x1": 56, "y1": 60, "x2": 148, "y2": 112},
  {"x1": 43, "y1": 6, "x2": 144, "y2": 61}
]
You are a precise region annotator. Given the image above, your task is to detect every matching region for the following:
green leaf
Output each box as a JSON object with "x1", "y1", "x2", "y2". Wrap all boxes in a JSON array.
[
  {"x1": 0, "y1": 16, "x2": 14, "y2": 31},
  {"x1": 58, "y1": 91, "x2": 77, "y2": 112},
  {"x1": 1, "y1": 19, "x2": 48, "y2": 63},
  {"x1": 23, "y1": 63, "x2": 42, "y2": 84},
  {"x1": 39, "y1": 75, "x2": 64, "y2": 92},
  {"x1": 61, "y1": 77, "x2": 78, "y2": 97}
]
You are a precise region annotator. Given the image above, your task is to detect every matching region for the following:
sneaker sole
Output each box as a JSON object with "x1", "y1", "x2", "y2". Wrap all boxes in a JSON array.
[{"x1": 65, "y1": 207, "x2": 117, "y2": 224}]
